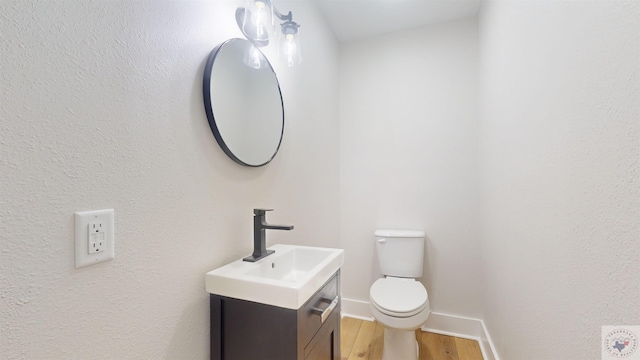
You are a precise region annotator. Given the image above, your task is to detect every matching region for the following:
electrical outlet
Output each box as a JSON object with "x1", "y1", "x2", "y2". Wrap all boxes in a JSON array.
[
  {"x1": 75, "y1": 209, "x2": 114, "y2": 268},
  {"x1": 88, "y1": 221, "x2": 106, "y2": 254}
]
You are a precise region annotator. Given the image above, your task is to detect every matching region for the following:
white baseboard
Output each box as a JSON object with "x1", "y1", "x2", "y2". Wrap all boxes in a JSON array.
[
  {"x1": 341, "y1": 297, "x2": 374, "y2": 321},
  {"x1": 341, "y1": 297, "x2": 499, "y2": 360},
  {"x1": 422, "y1": 312, "x2": 499, "y2": 360}
]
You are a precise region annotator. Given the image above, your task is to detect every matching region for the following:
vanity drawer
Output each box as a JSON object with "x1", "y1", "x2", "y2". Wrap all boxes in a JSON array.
[
  {"x1": 210, "y1": 270, "x2": 341, "y2": 360},
  {"x1": 299, "y1": 272, "x2": 340, "y2": 351}
]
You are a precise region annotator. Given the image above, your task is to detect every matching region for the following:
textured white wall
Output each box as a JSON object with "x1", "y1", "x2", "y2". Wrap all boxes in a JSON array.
[
  {"x1": 0, "y1": 0, "x2": 339, "y2": 358},
  {"x1": 339, "y1": 19, "x2": 482, "y2": 318},
  {"x1": 5, "y1": 0, "x2": 638, "y2": 358},
  {"x1": 478, "y1": 1, "x2": 640, "y2": 359}
]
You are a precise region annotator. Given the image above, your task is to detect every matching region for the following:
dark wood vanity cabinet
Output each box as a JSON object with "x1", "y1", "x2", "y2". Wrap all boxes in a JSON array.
[{"x1": 210, "y1": 271, "x2": 341, "y2": 360}]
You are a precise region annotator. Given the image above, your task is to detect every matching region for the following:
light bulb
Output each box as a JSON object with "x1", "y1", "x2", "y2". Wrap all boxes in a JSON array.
[
  {"x1": 283, "y1": 38, "x2": 297, "y2": 67},
  {"x1": 241, "y1": 0, "x2": 273, "y2": 41},
  {"x1": 279, "y1": 24, "x2": 302, "y2": 67}
]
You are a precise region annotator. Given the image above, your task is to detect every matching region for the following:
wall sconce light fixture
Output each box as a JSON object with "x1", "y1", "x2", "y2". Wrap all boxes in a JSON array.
[{"x1": 236, "y1": 0, "x2": 302, "y2": 67}]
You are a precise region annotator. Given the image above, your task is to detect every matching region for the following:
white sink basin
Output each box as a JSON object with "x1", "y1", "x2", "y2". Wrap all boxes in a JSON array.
[{"x1": 205, "y1": 244, "x2": 344, "y2": 309}]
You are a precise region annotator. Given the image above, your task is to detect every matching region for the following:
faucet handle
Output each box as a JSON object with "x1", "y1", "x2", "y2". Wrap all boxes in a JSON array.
[{"x1": 253, "y1": 208, "x2": 274, "y2": 216}]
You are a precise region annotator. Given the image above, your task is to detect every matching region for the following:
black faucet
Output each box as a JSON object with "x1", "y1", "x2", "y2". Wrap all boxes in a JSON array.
[{"x1": 243, "y1": 209, "x2": 294, "y2": 262}]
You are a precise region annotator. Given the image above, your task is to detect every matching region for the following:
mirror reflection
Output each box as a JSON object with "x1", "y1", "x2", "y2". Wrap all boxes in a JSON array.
[{"x1": 203, "y1": 38, "x2": 284, "y2": 167}]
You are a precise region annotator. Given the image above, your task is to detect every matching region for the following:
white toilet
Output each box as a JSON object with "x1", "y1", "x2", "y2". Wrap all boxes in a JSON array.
[{"x1": 369, "y1": 229, "x2": 430, "y2": 360}]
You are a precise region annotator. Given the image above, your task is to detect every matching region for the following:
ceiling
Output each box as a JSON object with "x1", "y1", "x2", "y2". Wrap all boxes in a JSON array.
[{"x1": 314, "y1": 0, "x2": 481, "y2": 42}]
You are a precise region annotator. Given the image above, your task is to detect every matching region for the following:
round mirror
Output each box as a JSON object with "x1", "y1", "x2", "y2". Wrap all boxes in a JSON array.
[{"x1": 203, "y1": 38, "x2": 284, "y2": 167}]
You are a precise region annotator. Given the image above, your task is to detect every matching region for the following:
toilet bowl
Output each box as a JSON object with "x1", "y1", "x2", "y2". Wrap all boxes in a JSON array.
[
  {"x1": 370, "y1": 277, "x2": 430, "y2": 360},
  {"x1": 370, "y1": 230, "x2": 430, "y2": 360}
]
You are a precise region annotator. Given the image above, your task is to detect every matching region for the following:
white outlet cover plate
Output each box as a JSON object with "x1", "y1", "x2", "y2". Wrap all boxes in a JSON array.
[{"x1": 74, "y1": 209, "x2": 115, "y2": 268}]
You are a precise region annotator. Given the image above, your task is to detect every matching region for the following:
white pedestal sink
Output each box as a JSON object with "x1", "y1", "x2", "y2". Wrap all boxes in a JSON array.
[{"x1": 205, "y1": 244, "x2": 344, "y2": 309}]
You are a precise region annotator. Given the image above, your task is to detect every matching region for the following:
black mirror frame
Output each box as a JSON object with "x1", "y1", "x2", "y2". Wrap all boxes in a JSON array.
[{"x1": 202, "y1": 38, "x2": 285, "y2": 167}]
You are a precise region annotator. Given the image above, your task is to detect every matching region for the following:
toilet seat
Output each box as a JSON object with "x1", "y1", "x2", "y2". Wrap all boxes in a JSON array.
[{"x1": 370, "y1": 277, "x2": 428, "y2": 318}]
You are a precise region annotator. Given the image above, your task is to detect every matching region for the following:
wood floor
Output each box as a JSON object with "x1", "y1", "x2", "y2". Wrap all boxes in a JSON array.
[{"x1": 340, "y1": 317, "x2": 483, "y2": 360}]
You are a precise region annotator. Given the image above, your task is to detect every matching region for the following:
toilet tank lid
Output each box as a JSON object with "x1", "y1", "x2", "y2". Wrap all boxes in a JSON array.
[{"x1": 374, "y1": 229, "x2": 425, "y2": 238}]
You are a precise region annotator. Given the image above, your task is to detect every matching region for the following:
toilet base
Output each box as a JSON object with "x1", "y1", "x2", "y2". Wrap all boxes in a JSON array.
[{"x1": 381, "y1": 328, "x2": 419, "y2": 360}]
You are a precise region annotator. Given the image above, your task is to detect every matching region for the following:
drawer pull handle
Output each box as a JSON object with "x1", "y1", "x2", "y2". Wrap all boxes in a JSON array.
[{"x1": 313, "y1": 296, "x2": 339, "y2": 323}]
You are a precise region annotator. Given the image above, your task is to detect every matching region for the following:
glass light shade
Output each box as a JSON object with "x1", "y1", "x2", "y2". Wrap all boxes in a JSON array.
[
  {"x1": 279, "y1": 24, "x2": 302, "y2": 67},
  {"x1": 243, "y1": 43, "x2": 267, "y2": 69},
  {"x1": 241, "y1": 0, "x2": 274, "y2": 41}
]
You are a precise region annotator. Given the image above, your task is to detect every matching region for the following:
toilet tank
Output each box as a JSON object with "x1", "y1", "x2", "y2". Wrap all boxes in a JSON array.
[{"x1": 375, "y1": 229, "x2": 425, "y2": 278}]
